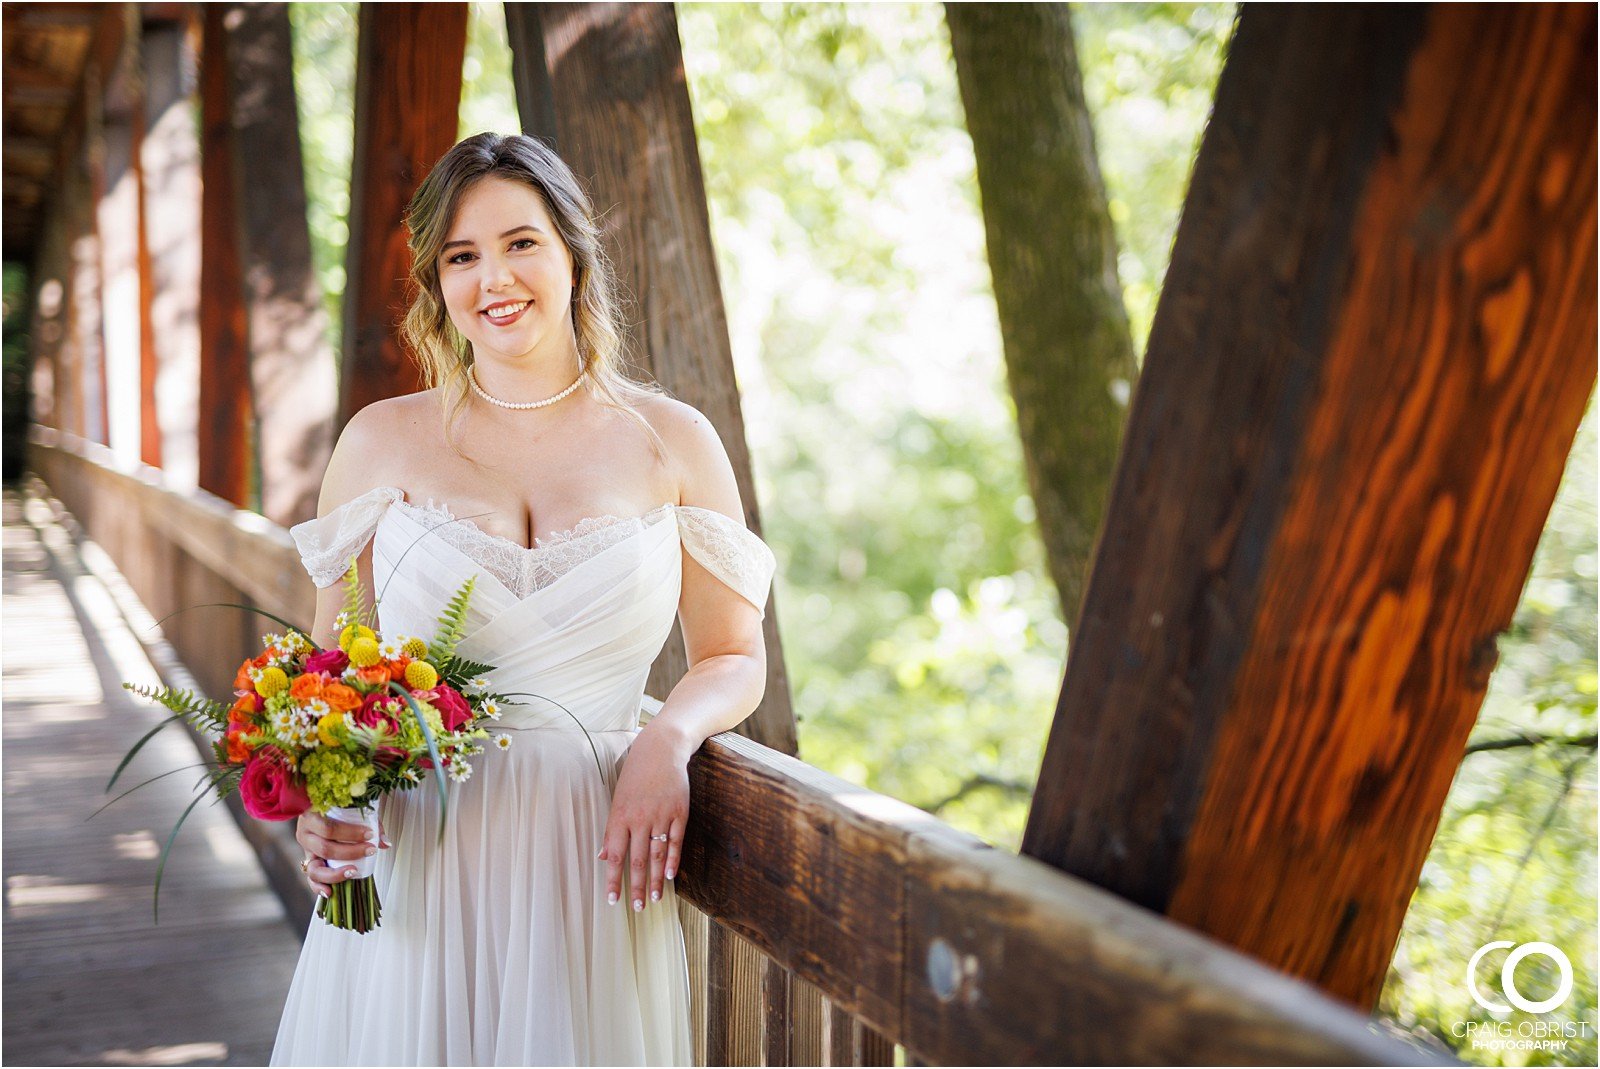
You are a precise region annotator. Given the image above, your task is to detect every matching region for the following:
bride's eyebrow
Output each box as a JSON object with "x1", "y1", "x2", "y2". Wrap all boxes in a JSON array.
[{"x1": 441, "y1": 224, "x2": 546, "y2": 253}]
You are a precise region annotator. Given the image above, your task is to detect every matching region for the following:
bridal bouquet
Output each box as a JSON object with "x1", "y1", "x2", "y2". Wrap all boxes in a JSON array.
[{"x1": 116, "y1": 559, "x2": 509, "y2": 933}]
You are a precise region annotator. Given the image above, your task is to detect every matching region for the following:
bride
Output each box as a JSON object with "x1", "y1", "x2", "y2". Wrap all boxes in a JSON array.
[{"x1": 269, "y1": 132, "x2": 776, "y2": 1065}]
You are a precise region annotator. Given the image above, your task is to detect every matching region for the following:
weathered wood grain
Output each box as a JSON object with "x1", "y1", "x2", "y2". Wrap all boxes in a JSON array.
[
  {"x1": 341, "y1": 2, "x2": 468, "y2": 420},
  {"x1": 1023, "y1": 2, "x2": 1597, "y2": 1008},
  {"x1": 676, "y1": 729, "x2": 1448, "y2": 1066},
  {"x1": 505, "y1": 2, "x2": 797, "y2": 759}
]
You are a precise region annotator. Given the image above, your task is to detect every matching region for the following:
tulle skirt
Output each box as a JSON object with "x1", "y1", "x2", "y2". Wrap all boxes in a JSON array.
[{"x1": 269, "y1": 725, "x2": 693, "y2": 1066}]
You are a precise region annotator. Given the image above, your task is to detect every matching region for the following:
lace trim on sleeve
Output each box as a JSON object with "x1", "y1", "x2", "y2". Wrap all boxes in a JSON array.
[
  {"x1": 287, "y1": 486, "x2": 404, "y2": 588},
  {"x1": 674, "y1": 506, "x2": 777, "y2": 619}
]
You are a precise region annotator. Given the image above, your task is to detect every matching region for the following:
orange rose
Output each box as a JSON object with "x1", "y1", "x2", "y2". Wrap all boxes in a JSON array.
[
  {"x1": 225, "y1": 725, "x2": 256, "y2": 764},
  {"x1": 321, "y1": 683, "x2": 362, "y2": 713},
  {"x1": 389, "y1": 654, "x2": 412, "y2": 675},
  {"x1": 234, "y1": 661, "x2": 256, "y2": 692},
  {"x1": 229, "y1": 693, "x2": 260, "y2": 727},
  {"x1": 355, "y1": 664, "x2": 390, "y2": 688},
  {"x1": 289, "y1": 673, "x2": 324, "y2": 702}
]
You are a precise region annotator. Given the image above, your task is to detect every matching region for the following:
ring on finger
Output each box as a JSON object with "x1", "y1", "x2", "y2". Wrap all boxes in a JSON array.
[{"x1": 650, "y1": 833, "x2": 668, "y2": 842}]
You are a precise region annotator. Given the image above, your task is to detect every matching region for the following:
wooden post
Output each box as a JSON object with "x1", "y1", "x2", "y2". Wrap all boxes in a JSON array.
[
  {"x1": 196, "y1": 5, "x2": 251, "y2": 508},
  {"x1": 1022, "y1": 3, "x2": 1597, "y2": 1008},
  {"x1": 341, "y1": 2, "x2": 469, "y2": 422},
  {"x1": 505, "y1": 2, "x2": 796, "y2": 758},
  {"x1": 138, "y1": 9, "x2": 203, "y2": 488},
  {"x1": 219, "y1": 1, "x2": 336, "y2": 525},
  {"x1": 97, "y1": 4, "x2": 144, "y2": 469}
]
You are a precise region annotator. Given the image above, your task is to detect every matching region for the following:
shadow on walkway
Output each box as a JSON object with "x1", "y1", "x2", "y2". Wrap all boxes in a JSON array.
[{"x1": 3, "y1": 485, "x2": 300, "y2": 1066}]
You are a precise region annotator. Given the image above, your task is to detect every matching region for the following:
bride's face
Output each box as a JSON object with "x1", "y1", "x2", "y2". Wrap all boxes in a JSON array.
[{"x1": 437, "y1": 175, "x2": 578, "y2": 366}]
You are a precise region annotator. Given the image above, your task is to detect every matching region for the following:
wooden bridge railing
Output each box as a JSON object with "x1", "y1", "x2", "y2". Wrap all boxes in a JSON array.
[{"x1": 28, "y1": 427, "x2": 1446, "y2": 1067}]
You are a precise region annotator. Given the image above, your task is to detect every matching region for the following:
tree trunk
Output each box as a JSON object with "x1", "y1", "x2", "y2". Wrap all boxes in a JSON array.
[{"x1": 945, "y1": 2, "x2": 1137, "y2": 634}]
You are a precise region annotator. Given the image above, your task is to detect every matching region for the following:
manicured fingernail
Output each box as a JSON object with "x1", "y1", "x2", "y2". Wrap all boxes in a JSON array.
[
  {"x1": 608, "y1": 891, "x2": 618, "y2": 905},
  {"x1": 633, "y1": 899, "x2": 643, "y2": 911},
  {"x1": 364, "y1": 846, "x2": 376, "y2": 856},
  {"x1": 596, "y1": 848, "x2": 605, "y2": 860},
  {"x1": 666, "y1": 867, "x2": 675, "y2": 880},
  {"x1": 651, "y1": 890, "x2": 660, "y2": 901},
  {"x1": 344, "y1": 868, "x2": 357, "y2": 878},
  {"x1": 381, "y1": 838, "x2": 391, "y2": 849}
]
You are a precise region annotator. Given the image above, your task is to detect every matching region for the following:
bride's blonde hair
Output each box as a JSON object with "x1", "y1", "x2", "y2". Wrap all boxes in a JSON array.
[{"x1": 400, "y1": 131, "x2": 668, "y2": 460}]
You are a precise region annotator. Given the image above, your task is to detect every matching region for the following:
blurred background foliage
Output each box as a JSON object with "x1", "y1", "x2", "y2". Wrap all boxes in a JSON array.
[{"x1": 283, "y1": 3, "x2": 1594, "y2": 1061}]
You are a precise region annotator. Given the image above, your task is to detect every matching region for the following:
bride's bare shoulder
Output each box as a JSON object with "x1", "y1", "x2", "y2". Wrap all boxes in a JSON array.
[
  {"x1": 318, "y1": 392, "x2": 436, "y2": 511},
  {"x1": 631, "y1": 393, "x2": 740, "y2": 507}
]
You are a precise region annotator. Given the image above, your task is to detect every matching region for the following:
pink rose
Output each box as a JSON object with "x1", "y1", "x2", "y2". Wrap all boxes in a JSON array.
[
  {"x1": 353, "y1": 692, "x2": 403, "y2": 734},
  {"x1": 426, "y1": 684, "x2": 473, "y2": 732},
  {"x1": 239, "y1": 751, "x2": 310, "y2": 821},
  {"x1": 304, "y1": 648, "x2": 349, "y2": 676}
]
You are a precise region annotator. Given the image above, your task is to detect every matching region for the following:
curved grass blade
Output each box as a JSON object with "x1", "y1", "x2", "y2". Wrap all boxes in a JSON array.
[
  {"x1": 494, "y1": 690, "x2": 608, "y2": 785},
  {"x1": 385, "y1": 682, "x2": 450, "y2": 845},
  {"x1": 149, "y1": 602, "x2": 310, "y2": 643},
  {"x1": 106, "y1": 712, "x2": 190, "y2": 793},
  {"x1": 151, "y1": 770, "x2": 230, "y2": 924},
  {"x1": 87, "y1": 762, "x2": 213, "y2": 821}
]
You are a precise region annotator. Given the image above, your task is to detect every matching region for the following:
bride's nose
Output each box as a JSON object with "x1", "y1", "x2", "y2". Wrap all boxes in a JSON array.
[{"x1": 480, "y1": 252, "x2": 516, "y2": 291}]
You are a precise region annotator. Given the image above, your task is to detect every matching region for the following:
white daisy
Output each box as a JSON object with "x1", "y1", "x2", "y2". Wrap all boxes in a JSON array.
[
  {"x1": 378, "y1": 639, "x2": 404, "y2": 659},
  {"x1": 334, "y1": 610, "x2": 351, "y2": 629},
  {"x1": 493, "y1": 735, "x2": 512, "y2": 751},
  {"x1": 483, "y1": 699, "x2": 501, "y2": 720}
]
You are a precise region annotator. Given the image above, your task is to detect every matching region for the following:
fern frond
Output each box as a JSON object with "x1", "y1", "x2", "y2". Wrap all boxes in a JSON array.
[
  {"x1": 429, "y1": 576, "x2": 476, "y2": 665},
  {"x1": 438, "y1": 655, "x2": 496, "y2": 683},
  {"x1": 121, "y1": 681, "x2": 229, "y2": 729},
  {"x1": 340, "y1": 558, "x2": 372, "y2": 630}
]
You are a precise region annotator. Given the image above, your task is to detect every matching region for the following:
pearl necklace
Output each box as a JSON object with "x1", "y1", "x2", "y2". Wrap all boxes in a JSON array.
[{"x1": 468, "y1": 363, "x2": 585, "y2": 410}]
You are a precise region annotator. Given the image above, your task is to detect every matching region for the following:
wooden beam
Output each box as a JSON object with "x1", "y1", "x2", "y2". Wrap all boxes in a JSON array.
[
  {"x1": 219, "y1": 2, "x2": 336, "y2": 525},
  {"x1": 674, "y1": 731, "x2": 1444, "y2": 1066},
  {"x1": 506, "y1": 2, "x2": 797, "y2": 758},
  {"x1": 1022, "y1": 3, "x2": 1597, "y2": 1008},
  {"x1": 195, "y1": 5, "x2": 250, "y2": 508},
  {"x1": 341, "y1": 2, "x2": 468, "y2": 423}
]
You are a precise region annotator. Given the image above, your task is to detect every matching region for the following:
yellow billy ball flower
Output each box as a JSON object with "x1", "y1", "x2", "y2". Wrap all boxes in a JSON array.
[
  {"x1": 402, "y1": 636, "x2": 428, "y2": 659},
  {"x1": 254, "y1": 666, "x2": 289, "y2": 698},
  {"x1": 316, "y1": 711, "x2": 346, "y2": 748},
  {"x1": 339, "y1": 623, "x2": 377, "y2": 653},
  {"x1": 347, "y1": 636, "x2": 382, "y2": 668},
  {"x1": 405, "y1": 661, "x2": 439, "y2": 691}
]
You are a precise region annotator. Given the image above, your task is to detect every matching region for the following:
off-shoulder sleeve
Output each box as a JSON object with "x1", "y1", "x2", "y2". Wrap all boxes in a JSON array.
[
  {"x1": 287, "y1": 485, "x2": 403, "y2": 588},
  {"x1": 673, "y1": 505, "x2": 778, "y2": 619}
]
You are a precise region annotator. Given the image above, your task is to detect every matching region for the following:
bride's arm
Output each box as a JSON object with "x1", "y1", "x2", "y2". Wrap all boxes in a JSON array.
[{"x1": 599, "y1": 398, "x2": 768, "y2": 911}]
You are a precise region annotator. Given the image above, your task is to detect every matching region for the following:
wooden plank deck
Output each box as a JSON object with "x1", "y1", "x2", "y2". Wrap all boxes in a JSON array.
[{"x1": 3, "y1": 487, "x2": 302, "y2": 1067}]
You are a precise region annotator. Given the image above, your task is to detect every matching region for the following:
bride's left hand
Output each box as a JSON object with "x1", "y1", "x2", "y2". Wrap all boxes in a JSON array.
[{"x1": 599, "y1": 730, "x2": 691, "y2": 912}]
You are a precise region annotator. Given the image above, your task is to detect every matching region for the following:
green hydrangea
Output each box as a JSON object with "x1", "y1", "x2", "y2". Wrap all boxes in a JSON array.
[
  {"x1": 396, "y1": 702, "x2": 445, "y2": 751},
  {"x1": 300, "y1": 748, "x2": 373, "y2": 811}
]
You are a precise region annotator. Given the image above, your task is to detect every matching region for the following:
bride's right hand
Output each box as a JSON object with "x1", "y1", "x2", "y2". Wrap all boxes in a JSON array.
[{"x1": 295, "y1": 811, "x2": 389, "y2": 897}]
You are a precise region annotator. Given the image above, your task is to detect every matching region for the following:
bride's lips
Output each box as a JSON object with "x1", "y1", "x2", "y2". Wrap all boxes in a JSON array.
[{"x1": 481, "y1": 301, "x2": 531, "y2": 327}]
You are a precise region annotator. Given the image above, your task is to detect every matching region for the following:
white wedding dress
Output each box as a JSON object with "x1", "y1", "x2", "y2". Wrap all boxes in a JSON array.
[{"x1": 269, "y1": 484, "x2": 777, "y2": 1066}]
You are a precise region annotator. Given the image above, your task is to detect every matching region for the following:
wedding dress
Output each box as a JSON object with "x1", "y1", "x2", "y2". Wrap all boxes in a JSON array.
[{"x1": 268, "y1": 484, "x2": 777, "y2": 1066}]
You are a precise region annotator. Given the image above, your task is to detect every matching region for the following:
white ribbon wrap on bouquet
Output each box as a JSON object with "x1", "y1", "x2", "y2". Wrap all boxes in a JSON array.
[{"x1": 324, "y1": 802, "x2": 381, "y2": 879}]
